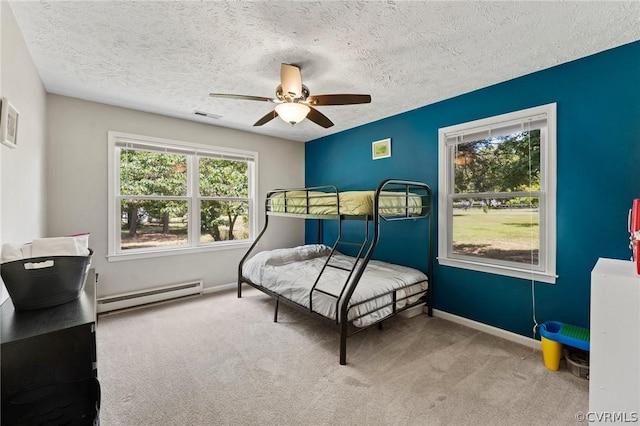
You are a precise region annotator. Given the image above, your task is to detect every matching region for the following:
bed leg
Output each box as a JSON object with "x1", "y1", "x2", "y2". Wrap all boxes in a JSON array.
[
  {"x1": 340, "y1": 323, "x2": 347, "y2": 365},
  {"x1": 274, "y1": 298, "x2": 279, "y2": 323},
  {"x1": 377, "y1": 321, "x2": 383, "y2": 331},
  {"x1": 427, "y1": 305, "x2": 433, "y2": 317},
  {"x1": 237, "y1": 282, "x2": 242, "y2": 298}
]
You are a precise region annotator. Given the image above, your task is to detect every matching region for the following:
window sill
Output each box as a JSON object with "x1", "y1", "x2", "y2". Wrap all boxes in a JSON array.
[
  {"x1": 107, "y1": 241, "x2": 253, "y2": 262},
  {"x1": 437, "y1": 257, "x2": 557, "y2": 284}
]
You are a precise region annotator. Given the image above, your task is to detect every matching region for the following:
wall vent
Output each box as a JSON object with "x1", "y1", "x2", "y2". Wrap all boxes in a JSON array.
[
  {"x1": 194, "y1": 110, "x2": 222, "y2": 119},
  {"x1": 97, "y1": 280, "x2": 203, "y2": 313}
]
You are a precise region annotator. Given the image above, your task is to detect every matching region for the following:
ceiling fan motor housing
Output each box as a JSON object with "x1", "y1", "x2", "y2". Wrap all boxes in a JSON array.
[{"x1": 276, "y1": 84, "x2": 310, "y2": 103}]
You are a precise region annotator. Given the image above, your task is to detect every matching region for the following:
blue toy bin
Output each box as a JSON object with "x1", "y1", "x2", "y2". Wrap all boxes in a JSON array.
[
  {"x1": 539, "y1": 320, "x2": 562, "y2": 339},
  {"x1": 539, "y1": 321, "x2": 590, "y2": 351}
]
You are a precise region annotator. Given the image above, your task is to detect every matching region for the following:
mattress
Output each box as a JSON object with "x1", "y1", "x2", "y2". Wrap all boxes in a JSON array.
[
  {"x1": 268, "y1": 190, "x2": 423, "y2": 216},
  {"x1": 242, "y1": 245, "x2": 428, "y2": 327}
]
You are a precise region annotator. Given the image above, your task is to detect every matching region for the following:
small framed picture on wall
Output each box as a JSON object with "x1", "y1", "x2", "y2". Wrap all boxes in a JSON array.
[
  {"x1": 1, "y1": 97, "x2": 19, "y2": 149},
  {"x1": 372, "y1": 138, "x2": 391, "y2": 160}
]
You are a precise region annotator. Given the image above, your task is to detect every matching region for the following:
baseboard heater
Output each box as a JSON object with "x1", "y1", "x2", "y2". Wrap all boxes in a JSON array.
[{"x1": 97, "y1": 280, "x2": 203, "y2": 313}]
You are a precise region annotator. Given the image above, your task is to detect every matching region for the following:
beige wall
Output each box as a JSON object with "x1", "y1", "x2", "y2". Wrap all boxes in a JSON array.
[
  {"x1": 46, "y1": 95, "x2": 305, "y2": 298},
  {"x1": 1, "y1": 0, "x2": 4, "y2": 304},
  {"x1": 1, "y1": 2, "x2": 48, "y2": 304},
  {"x1": 1, "y1": 2, "x2": 47, "y2": 242}
]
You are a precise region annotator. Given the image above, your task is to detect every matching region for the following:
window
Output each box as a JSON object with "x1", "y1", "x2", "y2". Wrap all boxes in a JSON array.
[
  {"x1": 437, "y1": 103, "x2": 557, "y2": 283},
  {"x1": 108, "y1": 132, "x2": 257, "y2": 260}
]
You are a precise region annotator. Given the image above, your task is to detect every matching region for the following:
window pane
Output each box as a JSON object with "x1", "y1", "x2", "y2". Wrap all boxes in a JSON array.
[
  {"x1": 199, "y1": 158, "x2": 248, "y2": 197},
  {"x1": 454, "y1": 129, "x2": 540, "y2": 194},
  {"x1": 120, "y1": 149, "x2": 187, "y2": 196},
  {"x1": 120, "y1": 199, "x2": 188, "y2": 250},
  {"x1": 452, "y1": 196, "x2": 539, "y2": 265},
  {"x1": 200, "y1": 200, "x2": 250, "y2": 243}
]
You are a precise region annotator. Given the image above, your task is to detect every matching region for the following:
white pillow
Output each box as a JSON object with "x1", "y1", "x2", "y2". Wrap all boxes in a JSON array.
[
  {"x1": 265, "y1": 244, "x2": 330, "y2": 266},
  {"x1": 243, "y1": 244, "x2": 331, "y2": 283}
]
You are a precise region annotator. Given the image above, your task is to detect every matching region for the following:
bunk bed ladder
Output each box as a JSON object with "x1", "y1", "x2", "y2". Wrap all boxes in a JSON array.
[{"x1": 309, "y1": 216, "x2": 371, "y2": 319}]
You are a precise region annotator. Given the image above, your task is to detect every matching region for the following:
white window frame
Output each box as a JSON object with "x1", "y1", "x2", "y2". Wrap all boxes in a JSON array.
[
  {"x1": 437, "y1": 103, "x2": 557, "y2": 283},
  {"x1": 107, "y1": 131, "x2": 258, "y2": 261}
]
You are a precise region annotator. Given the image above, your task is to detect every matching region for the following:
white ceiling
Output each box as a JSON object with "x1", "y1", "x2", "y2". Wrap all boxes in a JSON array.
[{"x1": 8, "y1": 1, "x2": 640, "y2": 142}]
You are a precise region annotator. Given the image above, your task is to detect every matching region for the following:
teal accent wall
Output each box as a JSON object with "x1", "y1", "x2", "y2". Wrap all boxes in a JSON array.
[{"x1": 305, "y1": 41, "x2": 640, "y2": 337}]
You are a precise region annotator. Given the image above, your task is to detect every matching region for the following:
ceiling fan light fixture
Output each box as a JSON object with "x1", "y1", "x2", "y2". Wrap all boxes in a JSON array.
[
  {"x1": 275, "y1": 102, "x2": 310, "y2": 125},
  {"x1": 209, "y1": 64, "x2": 369, "y2": 128}
]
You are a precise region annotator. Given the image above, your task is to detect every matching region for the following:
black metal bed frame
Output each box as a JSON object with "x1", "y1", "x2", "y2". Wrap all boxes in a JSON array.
[{"x1": 237, "y1": 179, "x2": 434, "y2": 365}]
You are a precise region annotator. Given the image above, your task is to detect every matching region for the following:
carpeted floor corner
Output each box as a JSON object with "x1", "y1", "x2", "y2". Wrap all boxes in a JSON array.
[{"x1": 96, "y1": 287, "x2": 588, "y2": 425}]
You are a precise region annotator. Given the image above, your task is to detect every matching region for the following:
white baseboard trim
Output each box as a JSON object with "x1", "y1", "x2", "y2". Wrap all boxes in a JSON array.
[
  {"x1": 202, "y1": 282, "x2": 237, "y2": 295},
  {"x1": 429, "y1": 308, "x2": 541, "y2": 351},
  {"x1": 97, "y1": 280, "x2": 203, "y2": 314},
  {"x1": 99, "y1": 282, "x2": 237, "y2": 317}
]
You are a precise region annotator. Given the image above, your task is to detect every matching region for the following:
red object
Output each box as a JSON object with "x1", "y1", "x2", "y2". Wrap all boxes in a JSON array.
[
  {"x1": 632, "y1": 200, "x2": 640, "y2": 234},
  {"x1": 630, "y1": 199, "x2": 640, "y2": 274}
]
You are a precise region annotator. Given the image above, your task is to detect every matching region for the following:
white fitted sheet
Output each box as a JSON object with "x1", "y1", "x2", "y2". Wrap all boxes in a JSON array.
[{"x1": 242, "y1": 245, "x2": 427, "y2": 327}]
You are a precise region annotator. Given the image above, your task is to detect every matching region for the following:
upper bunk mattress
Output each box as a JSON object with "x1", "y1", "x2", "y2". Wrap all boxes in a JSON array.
[{"x1": 268, "y1": 190, "x2": 422, "y2": 216}]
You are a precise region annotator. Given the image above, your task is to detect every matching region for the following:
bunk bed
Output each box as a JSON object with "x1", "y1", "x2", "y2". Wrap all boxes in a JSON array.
[{"x1": 237, "y1": 179, "x2": 434, "y2": 365}]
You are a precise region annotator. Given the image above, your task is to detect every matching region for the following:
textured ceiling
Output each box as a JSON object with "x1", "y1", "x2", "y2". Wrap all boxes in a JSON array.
[{"x1": 8, "y1": 1, "x2": 640, "y2": 142}]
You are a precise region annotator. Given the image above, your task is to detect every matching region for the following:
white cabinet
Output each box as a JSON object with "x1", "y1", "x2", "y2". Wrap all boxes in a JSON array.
[{"x1": 590, "y1": 258, "x2": 640, "y2": 417}]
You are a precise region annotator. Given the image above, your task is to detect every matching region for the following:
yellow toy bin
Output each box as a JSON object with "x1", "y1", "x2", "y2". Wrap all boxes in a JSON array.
[{"x1": 541, "y1": 336, "x2": 563, "y2": 370}]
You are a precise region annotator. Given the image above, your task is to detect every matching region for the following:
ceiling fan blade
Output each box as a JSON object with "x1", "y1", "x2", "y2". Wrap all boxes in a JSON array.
[
  {"x1": 306, "y1": 106, "x2": 334, "y2": 128},
  {"x1": 253, "y1": 110, "x2": 279, "y2": 126},
  {"x1": 210, "y1": 93, "x2": 276, "y2": 103},
  {"x1": 306, "y1": 94, "x2": 371, "y2": 106},
  {"x1": 280, "y1": 63, "x2": 302, "y2": 98}
]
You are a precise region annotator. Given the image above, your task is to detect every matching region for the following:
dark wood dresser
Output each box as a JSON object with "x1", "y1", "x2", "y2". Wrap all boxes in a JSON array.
[{"x1": 1, "y1": 269, "x2": 99, "y2": 424}]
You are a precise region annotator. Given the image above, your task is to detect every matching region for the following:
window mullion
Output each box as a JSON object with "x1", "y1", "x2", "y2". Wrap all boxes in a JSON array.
[
  {"x1": 199, "y1": 196, "x2": 249, "y2": 202},
  {"x1": 448, "y1": 143, "x2": 456, "y2": 260},
  {"x1": 451, "y1": 191, "x2": 542, "y2": 199},
  {"x1": 190, "y1": 155, "x2": 199, "y2": 247},
  {"x1": 114, "y1": 148, "x2": 122, "y2": 254},
  {"x1": 119, "y1": 195, "x2": 190, "y2": 201},
  {"x1": 537, "y1": 193, "x2": 547, "y2": 270},
  {"x1": 249, "y1": 160, "x2": 256, "y2": 240}
]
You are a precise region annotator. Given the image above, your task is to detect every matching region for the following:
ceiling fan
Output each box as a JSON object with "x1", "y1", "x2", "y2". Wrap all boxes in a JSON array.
[{"x1": 209, "y1": 63, "x2": 371, "y2": 128}]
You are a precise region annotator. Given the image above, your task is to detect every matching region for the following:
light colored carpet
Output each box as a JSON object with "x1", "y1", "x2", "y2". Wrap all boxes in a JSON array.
[{"x1": 96, "y1": 287, "x2": 588, "y2": 425}]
